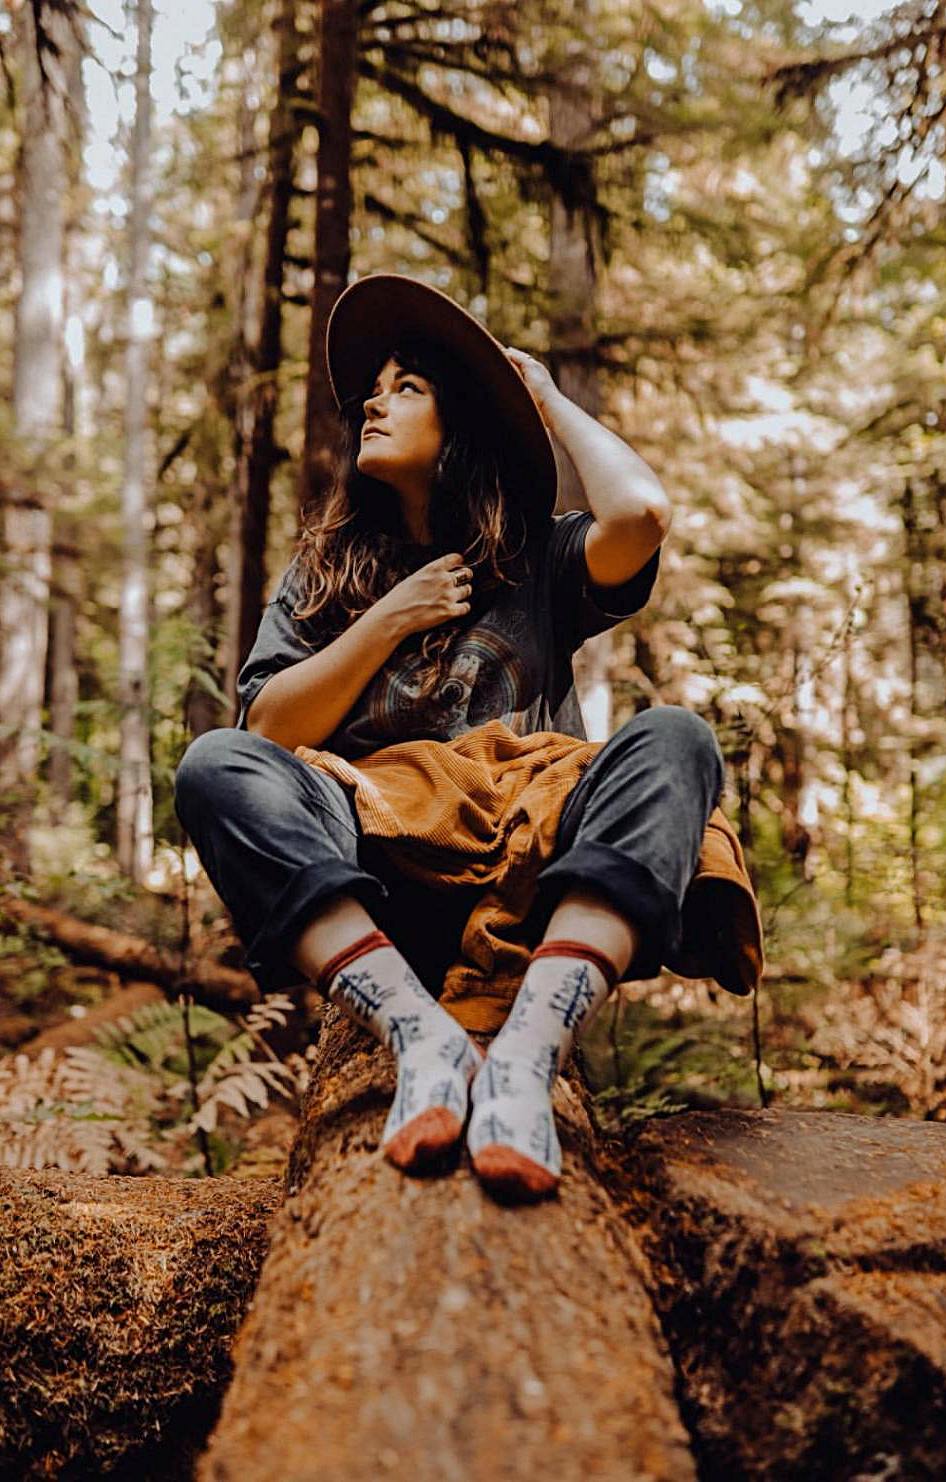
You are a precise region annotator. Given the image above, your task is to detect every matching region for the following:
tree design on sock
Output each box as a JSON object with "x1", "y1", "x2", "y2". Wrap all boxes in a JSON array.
[
  {"x1": 529, "y1": 1110, "x2": 560, "y2": 1172},
  {"x1": 388, "y1": 1064, "x2": 418, "y2": 1129},
  {"x1": 386, "y1": 1013, "x2": 424, "y2": 1055},
  {"x1": 470, "y1": 1110, "x2": 515, "y2": 1151},
  {"x1": 468, "y1": 950, "x2": 613, "y2": 1191},
  {"x1": 506, "y1": 982, "x2": 537, "y2": 1031},
  {"x1": 429, "y1": 1078, "x2": 465, "y2": 1116},
  {"x1": 335, "y1": 969, "x2": 395, "y2": 1023},
  {"x1": 440, "y1": 1033, "x2": 478, "y2": 1071},
  {"x1": 549, "y1": 963, "x2": 597, "y2": 1030},
  {"x1": 326, "y1": 941, "x2": 483, "y2": 1165},
  {"x1": 477, "y1": 1056, "x2": 515, "y2": 1100},
  {"x1": 531, "y1": 1044, "x2": 559, "y2": 1090}
]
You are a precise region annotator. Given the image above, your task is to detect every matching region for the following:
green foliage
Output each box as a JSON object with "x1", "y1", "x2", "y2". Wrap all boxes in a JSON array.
[{"x1": 583, "y1": 994, "x2": 763, "y2": 1129}]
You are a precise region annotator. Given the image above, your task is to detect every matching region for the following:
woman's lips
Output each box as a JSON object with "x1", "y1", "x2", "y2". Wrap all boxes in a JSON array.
[{"x1": 363, "y1": 428, "x2": 387, "y2": 438}]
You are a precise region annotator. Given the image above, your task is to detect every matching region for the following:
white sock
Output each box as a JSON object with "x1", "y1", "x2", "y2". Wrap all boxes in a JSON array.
[
  {"x1": 317, "y1": 930, "x2": 482, "y2": 1167},
  {"x1": 467, "y1": 939, "x2": 618, "y2": 1196}
]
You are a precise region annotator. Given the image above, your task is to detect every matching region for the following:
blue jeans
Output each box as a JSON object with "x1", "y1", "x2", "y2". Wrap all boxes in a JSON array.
[{"x1": 173, "y1": 708, "x2": 724, "y2": 995}]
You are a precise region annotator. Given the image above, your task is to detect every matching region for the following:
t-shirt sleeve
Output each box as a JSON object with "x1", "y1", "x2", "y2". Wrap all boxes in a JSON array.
[
  {"x1": 234, "y1": 563, "x2": 323, "y2": 729},
  {"x1": 547, "y1": 510, "x2": 661, "y2": 651}
]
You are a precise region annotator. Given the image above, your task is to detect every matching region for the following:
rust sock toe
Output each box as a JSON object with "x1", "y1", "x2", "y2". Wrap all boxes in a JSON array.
[
  {"x1": 383, "y1": 1106, "x2": 464, "y2": 1170},
  {"x1": 471, "y1": 1143, "x2": 559, "y2": 1200}
]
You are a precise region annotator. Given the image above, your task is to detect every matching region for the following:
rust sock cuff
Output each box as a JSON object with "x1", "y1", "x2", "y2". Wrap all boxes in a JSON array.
[
  {"x1": 531, "y1": 938, "x2": 620, "y2": 993},
  {"x1": 315, "y1": 929, "x2": 393, "y2": 998}
]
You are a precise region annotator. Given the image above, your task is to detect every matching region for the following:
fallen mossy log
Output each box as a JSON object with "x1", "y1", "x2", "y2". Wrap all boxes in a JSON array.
[
  {"x1": 198, "y1": 1009, "x2": 697, "y2": 1482},
  {"x1": 1, "y1": 895, "x2": 258, "y2": 1010},
  {"x1": 617, "y1": 1109, "x2": 946, "y2": 1481},
  {"x1": 23, "y1": 980, "x2": 165, "y2": 1054},
  {"x1": 0, "y1": 1169, "x2": 282, "y2": 1479}
]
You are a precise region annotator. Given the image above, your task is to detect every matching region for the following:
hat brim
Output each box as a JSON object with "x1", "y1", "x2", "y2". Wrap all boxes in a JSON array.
[{"x1": 325, "y1": 273, "x2": 558, "y2": 521}]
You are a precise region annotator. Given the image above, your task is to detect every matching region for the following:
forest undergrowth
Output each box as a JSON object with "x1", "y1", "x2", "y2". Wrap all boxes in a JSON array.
[{"x1": 3, "y1": 820, "x2": 945, "y2": 1182}]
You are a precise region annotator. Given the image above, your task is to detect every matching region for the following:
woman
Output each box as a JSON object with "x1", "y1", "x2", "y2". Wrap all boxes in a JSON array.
[{"x1": 174, "y1": 273, "x2": 725, "y2": 1200}]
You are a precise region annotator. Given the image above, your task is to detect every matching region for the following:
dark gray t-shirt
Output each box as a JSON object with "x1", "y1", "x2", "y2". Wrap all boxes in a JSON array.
[{"x1": 235, "y1": 510, "x2": 660, "y2": 759}]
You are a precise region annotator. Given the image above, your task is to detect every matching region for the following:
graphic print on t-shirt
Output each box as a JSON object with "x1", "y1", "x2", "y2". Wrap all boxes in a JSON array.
[
  {"x1": 235, "y1": 511, "x2": 661, "y2": 758},
  {"x1": 363, "y1": 626, "x2": 531, "y2": 744}
]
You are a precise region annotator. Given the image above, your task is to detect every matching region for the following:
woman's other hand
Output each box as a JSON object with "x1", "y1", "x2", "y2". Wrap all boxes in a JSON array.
[
  {"x1": 376, "y1": 552, "x2": 473, "y2": 639},
  {"x1": 503, "y1": 346, "x2": 558, "y2": 428}
]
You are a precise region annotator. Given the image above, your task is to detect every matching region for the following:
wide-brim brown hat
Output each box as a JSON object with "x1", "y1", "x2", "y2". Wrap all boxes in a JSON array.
[{"x1": 325, "y1": 272, "x2": 558, "y2": 521}]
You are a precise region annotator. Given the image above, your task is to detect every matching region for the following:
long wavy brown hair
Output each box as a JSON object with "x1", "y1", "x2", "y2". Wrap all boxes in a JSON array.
[{"x1": 289, "y1": 335, "x2": 533, "y2": 700}]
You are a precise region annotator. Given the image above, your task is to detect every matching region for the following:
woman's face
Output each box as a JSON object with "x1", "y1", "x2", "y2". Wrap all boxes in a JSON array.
[{"x1": 356, "y1": 355, "x2": 445, "y2": 493}]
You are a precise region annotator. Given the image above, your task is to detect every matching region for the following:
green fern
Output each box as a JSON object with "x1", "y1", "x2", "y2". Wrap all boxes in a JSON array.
[{"x1": 93, "y1": 999, "x2": 230, "y2": 1075}]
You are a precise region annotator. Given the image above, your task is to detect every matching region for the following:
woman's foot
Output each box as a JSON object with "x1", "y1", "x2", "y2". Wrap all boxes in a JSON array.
[
  {"x1": 318, "y1": 929, "x2": 482, "y2": 1172},
  {"x1": 382, "y1": 1031, "x2": 483, "y2": 1170},
  {"x1": 467, "y1": 1049, "x2": 560, "y2": 1199},
  {"x1": 466, "y1": 939, "x2": 619, "y2": 1201}
]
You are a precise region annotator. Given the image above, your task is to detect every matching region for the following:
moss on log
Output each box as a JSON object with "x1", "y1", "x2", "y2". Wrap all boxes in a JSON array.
[
  {"x1": 618, "y1": 1108, "x2": 946, "y2": 1480},
  {"x1": 199, "y1": 1010, "x2": 696, "y2": 1482},
  {"x1": 0, "y1": 1170, "x2": 282, "y2": 1479}
]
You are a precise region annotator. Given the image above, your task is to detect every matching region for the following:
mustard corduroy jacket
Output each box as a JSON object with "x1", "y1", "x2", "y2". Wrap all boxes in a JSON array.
[{"x1": 296, "y1": 719, "x2": 764, "y2": 1034}]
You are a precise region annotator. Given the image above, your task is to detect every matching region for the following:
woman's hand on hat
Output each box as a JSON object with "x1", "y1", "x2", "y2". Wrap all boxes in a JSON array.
[{"x1": 503, "y1": 346, "x2": 557, "y2": 426}]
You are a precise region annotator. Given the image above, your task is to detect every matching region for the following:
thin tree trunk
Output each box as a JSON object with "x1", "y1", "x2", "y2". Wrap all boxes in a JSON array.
[
  {"x1": 47, "y1": 25, "x2": 87, "y2": 822},
  {"x1": 47, "y1": 527, "x2": 80, "y2": 818},
  {"x1": 117, "y1": 0, "x2": 155, "y2": 881},
  {"x1": 0, "y1": 4, "x2": 70, "y2": 843},
  {"x1": 547, "y1": 12, "x2": 612, "y2": 739},
  {"x1": 224, "y1": 0, "x2": 299, "y2": 716},
  {"x1": 297, "y1": 0, "x2": 357, "y2": 512},
  {"x1": 902, "y1": 480, "x2": 924, "y2": 932},
  {"x1": 841, "y1": 611, "x2": 855, "y2": 908},
  {"x1": 185, "y1": 481, "x2": 224, "y2": 739}
]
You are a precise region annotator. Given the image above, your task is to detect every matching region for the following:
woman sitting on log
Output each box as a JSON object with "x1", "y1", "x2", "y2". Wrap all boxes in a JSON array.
[{"x1": 175, "y1": 272, "x2": 754, "y2": 1202}]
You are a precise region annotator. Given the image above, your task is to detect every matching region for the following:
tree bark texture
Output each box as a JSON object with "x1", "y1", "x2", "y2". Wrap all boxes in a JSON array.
[
  {"x1": 225, "y1": 0, "x2": 299, "y2": 716},
  {"x1": 0, "y1": 1169, "x2": 281, "y2": 1479},
  {"x1": 0, "y1": 895, "x2": 259, "y2": 1010},
  {"x1": 618, "y1": 1109, "x2": 946, "y2": 1480},
  {"x1": 0, "y1": 4, "x2": 71, "y2": 805},
  {"x1": 47, "y1": 522, "x2": 81, "y2": 818},
  {"x1": 185, "y1": 479, "x2": 225, "y2": 740},
  {"x1": 298, "y1": 0, "x2": 357, "y2": 512},
  {"x1": 5, "y1": 1097, "x2": 946, "y2": 1478},
  {"x1": 547, "y1": 20, "x2": 613, "y2": 741},
  {"x1": 117, "y1": 0, "x2": 155, "y2": 882},
  {"x1": 198, "y1": 1010, "x2": 696, "y2": 1482}
]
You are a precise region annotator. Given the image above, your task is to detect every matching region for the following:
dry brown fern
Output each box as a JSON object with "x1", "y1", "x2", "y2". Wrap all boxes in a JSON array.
[{"x1": 0, "y1": 1044, "x2": 166, "y2": 1173}]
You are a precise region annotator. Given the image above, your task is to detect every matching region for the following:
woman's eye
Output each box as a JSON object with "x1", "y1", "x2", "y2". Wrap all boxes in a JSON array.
[{"x1": 401, "y1": 380, "x2": 420, "y2": 392}]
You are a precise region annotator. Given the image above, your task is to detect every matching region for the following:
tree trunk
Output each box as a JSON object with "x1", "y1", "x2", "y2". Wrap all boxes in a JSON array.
[
  {"x1": 0, "y1": 894, "x2": 259, "y2": 1010},
  {"x1": 0, "y1": 1168, "x2": 280, "y2": 1480},
  {"x1": 47, "y1": 23, "x2": 86, "y2": 822},
  {"x1": 901, "y1": 479, "x2": 925, "y2": 931},
  {"x1": 297, "y1": 0, "x2": 357, "y2": 512},
  {"x1": 198, "y1": 1010, "x2": 696, "y2": 1481},
  {"x1": 546, "y1": 13, "x2": 613, "y2": 741},
  {"x1": 224, "y1": 0, "x2": 299, "y2": 717},
  {"x1": 46, "y1": 526, "x2": 81, "y2": 819},
  {"x1": 117, "y1": 0, "x2": 155, "y2": 881},
  {"x1": 186, "y1": 479, "x2": 226, "y2": 739},
  {"x1": 0, "y1": 4, "x2": 71, "y2": 842}
]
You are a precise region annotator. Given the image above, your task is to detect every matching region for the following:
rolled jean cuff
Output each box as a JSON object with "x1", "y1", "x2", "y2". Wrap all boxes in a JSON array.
[
  {"x1": 244, "y1": 859, "x2": 389, "y2": 995},
  {"x1": 533, "y1": 841, "x2": 680, "y2": 981}
]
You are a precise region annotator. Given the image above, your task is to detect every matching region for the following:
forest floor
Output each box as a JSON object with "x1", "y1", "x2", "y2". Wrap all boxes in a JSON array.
[{"x1": 2, "y1": 856, "x2": 943, "y2": 1181}]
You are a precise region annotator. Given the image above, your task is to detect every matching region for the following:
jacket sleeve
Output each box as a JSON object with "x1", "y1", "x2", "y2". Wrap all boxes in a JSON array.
[{"x1": 546, "y1": 510, "x2": 660, "y2": 652}]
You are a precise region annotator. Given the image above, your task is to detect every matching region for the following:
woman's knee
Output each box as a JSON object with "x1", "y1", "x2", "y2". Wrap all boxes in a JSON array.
[
  {"x1": 620, "y1": 706, "x2": 724, "y2": 786},
  {"x1": 174, "y1": 726, "x2": 280, "y2": 823}
]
